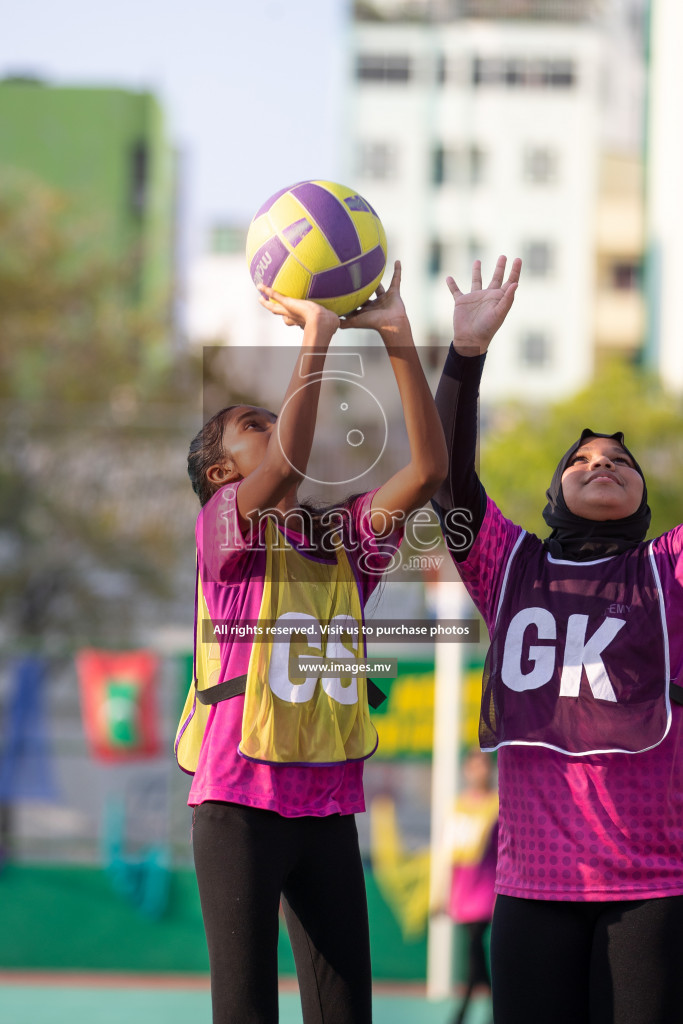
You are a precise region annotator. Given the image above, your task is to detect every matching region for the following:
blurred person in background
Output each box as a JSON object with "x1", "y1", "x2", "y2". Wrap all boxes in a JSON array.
[{"x1": 443, "y1": 748, "x2": 498, "y2": 1024}]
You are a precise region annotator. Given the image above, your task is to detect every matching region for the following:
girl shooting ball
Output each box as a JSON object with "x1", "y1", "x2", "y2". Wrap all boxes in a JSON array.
[
  {"x1": 433, "y1": 256, "x2": 683, "y2": 1024},
  {"x1": 176, "y1": 262, "x2": 447, "y2": 1024}
]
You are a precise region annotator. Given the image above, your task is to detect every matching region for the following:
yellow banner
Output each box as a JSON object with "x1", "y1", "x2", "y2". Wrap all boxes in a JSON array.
[{"x1": 373, "y1": 659, "x2": 484, "y2": 759}]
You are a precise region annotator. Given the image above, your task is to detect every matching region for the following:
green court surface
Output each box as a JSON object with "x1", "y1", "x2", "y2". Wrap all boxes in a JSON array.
[{"x1": 0, "y1": 975, "x2": 493, "y2": 1024}]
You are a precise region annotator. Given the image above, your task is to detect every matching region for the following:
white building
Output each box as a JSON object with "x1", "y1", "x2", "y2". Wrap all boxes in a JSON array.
[
  {"x1": 186, "y1": 225, "x2": 285, "y2": 349},
  {"x1": 647, "y1": 0, "x2": 683, "y2": 392},
  {"x1": 346, "y1": 0, "x2": 647, "y2": 401}
]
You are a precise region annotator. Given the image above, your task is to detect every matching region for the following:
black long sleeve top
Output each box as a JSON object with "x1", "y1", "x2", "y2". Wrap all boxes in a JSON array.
[{"x1": 431, "y1": 345, "x2": 487, "y2": 562}]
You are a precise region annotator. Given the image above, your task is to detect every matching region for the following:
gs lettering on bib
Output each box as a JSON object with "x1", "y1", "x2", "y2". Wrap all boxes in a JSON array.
[
  {"x1": 480, "y1": 532, "x2": 672, "y2": 756},
  {"x1": 239, "y1": 519, "x2": 378, "y2": 765}
]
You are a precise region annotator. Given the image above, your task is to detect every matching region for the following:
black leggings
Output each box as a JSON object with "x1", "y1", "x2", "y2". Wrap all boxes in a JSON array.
[
  {"x1": 491, "y1": 893, "x2": 683, "y2": 1024},
  {"x1": 192, "y1": 801, "x2": 372, "y2": 1024}
]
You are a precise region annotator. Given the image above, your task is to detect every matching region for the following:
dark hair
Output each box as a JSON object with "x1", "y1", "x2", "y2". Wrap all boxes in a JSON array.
[
  {"x1": 187, "y1": 406, "x2": 237, "y2": 506},
  {"x1": 187, "y1": 410, "x2": 366, "y2": 539}
]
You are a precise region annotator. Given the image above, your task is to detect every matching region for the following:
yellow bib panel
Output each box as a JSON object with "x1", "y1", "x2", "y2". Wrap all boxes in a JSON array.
[
  {"x1": 175, "y1": 571, "x2": 222, "y2": 774},
  {"x1": 239, "y1": 520, "x2": 378, "y2": 765}
]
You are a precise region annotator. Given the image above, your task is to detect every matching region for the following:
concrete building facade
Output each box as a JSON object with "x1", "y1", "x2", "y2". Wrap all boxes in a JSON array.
[
  {"x1": 346, "y1": 0, "x2": 647, "y2": 401},
  {"x1": 646, "y1": 0, "x2": 683, "y2": 392}
]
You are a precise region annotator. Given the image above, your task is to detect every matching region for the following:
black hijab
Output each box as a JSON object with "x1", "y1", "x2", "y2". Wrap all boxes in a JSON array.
[{"x1": 542, "y1": 428, "x2": 651, "y2": 561}]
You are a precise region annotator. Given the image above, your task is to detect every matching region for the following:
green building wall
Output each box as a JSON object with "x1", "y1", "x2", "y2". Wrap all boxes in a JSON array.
[{"x1": 0, "y1": 79, "x2": 175, "y2": 316}]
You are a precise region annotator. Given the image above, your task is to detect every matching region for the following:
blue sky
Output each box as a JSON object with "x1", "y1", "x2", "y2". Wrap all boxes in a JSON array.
[{"x1": 0, "y1": 0, "x2": 350, "y2": 252}]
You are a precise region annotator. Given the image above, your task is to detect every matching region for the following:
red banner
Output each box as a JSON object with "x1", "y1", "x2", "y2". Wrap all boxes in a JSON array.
[{"x1": 76, "y1": 650, "x2": 160, "y2": 762}]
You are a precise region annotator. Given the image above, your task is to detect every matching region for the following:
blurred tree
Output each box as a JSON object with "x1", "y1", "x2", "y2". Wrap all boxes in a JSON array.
[
  {"x1": 480, "y1": 359, "x2": 683, "y2": 540},
  {"x1": 0, "y1": 169, "x2": 201, "y2": 649}
]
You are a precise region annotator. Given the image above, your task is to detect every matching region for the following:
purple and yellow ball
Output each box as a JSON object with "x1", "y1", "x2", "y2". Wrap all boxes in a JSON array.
[{"x1": 246, "y1": 180, "x2": 387, "y2": 317}]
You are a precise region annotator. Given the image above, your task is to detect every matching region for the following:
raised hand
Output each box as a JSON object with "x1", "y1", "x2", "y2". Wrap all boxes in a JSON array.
[
  {"x1": 449, "y1": 255, "x2": 521, "y2": 355},
  {"x1": 258, "y1": 285, "x2": 340, "y2": 334},
  {"x1": 339, "y1": 260, "x2": 408, "y2": 337}
]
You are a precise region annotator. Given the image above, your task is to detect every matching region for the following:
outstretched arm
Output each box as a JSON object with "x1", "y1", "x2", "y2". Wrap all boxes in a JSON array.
[
  {"x1": 232, "y1": 290, "x2": 339, "y2": 526},
  {"x1": 432, "y1": 257, "x2": 521, "y2": 560},
  {"x1": 340, "y1": 261, "x2": 448, "y2": 537}
]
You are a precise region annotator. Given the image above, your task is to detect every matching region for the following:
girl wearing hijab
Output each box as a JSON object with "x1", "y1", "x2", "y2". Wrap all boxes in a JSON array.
[{"x1": 432, "y1": 256, "x2": 683, "y2": 1024}]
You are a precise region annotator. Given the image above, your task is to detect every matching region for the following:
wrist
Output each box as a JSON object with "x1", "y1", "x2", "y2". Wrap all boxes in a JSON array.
[
  {"x1": 452, "y1": 339, "x2": 487, "y2": 357},
  {"x1": 379, "y1": 318, "x2": 412, "y2": 345},
  {"x1": 302, "y1": 310, "x2": 339, "y2": 342}
]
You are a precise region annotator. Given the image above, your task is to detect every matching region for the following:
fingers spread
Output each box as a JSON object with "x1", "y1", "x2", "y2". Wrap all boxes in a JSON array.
[
  {"x1": 496, "y1": 282, "x2": 518, "y2": 316},
  {"x1": 389, "y1": 259, "x2": 401, "y2": 290},
  {"x1": 505, "y1": 257, "x2": 523, "y2": 287},
  {"x1": 488, "y1": 255, "x2": 507, "y2": 289}
]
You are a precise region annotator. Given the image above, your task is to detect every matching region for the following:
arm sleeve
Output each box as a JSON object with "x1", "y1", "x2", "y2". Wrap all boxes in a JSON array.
[{"x1": 430, "y1": 346, "x2": 487, "y2": 562}]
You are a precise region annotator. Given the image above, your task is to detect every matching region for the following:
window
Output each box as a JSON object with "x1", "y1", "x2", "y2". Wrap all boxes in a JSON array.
[
  {"x1": 549, "y1": 60, "x2": 575, "y2": 87},
  {"x1": 432, "y1": 145, "x2": 487, "y2": 186},
  {"x1": 520, "y1": 331, "x2": 551, "y2": 367},
  {"x1": 473, "y1": 56, "x2": 505, "y2": 86},
  {"x1": 610, "y1": 261, "x2": 642, "y2": 290},
  {"x1": 211, "y1": 226, "x2": 246, "y2": 254},
  {"x1": 523, "y1": 241, "x2": 555, "y2": 277},
  {"x1": 523, "y1": 147, "x2": 558, "y2": 184},
  {"x1": 356, "y1": 54, "x2": 412, "y2": 84},
  {"x1": 423, "y1": 332, "x2": 451, "y2": 369},
  {"x1": 505, "y1": 59, "x2": 525, "y2": 86},
  {"x1": 433, "y1": 145, "x2": 446, "y2": 186},
  {"x1": 130, "y1": 141, "x2": 148, "y2": 215},
  {"x1": 525, "y1": 59, "x2": 551, "y2": 87},
  {"x1": 427, "y1": 240, "x2": 444, "y2": 277},
  {"x1": 470, "y1": 147, "x2": 486, "y2": 185},
  {"x1": 472, "y1": 56, "x2": 576, "y2": 89},
  {"x1": 460, "y1": 0, "x2": 591, "y2": 15},
  {"x1": 357, "y1": 141, "x2": 398, "y2": 181}
]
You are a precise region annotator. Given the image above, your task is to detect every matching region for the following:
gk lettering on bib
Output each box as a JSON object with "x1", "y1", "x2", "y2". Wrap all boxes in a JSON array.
[
  {"x1": 480, "y1": 533, "x2": 671, "y2": 755},
  {"x1": 239, "y1": 519, "x2": 378, "y2": 765}
]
